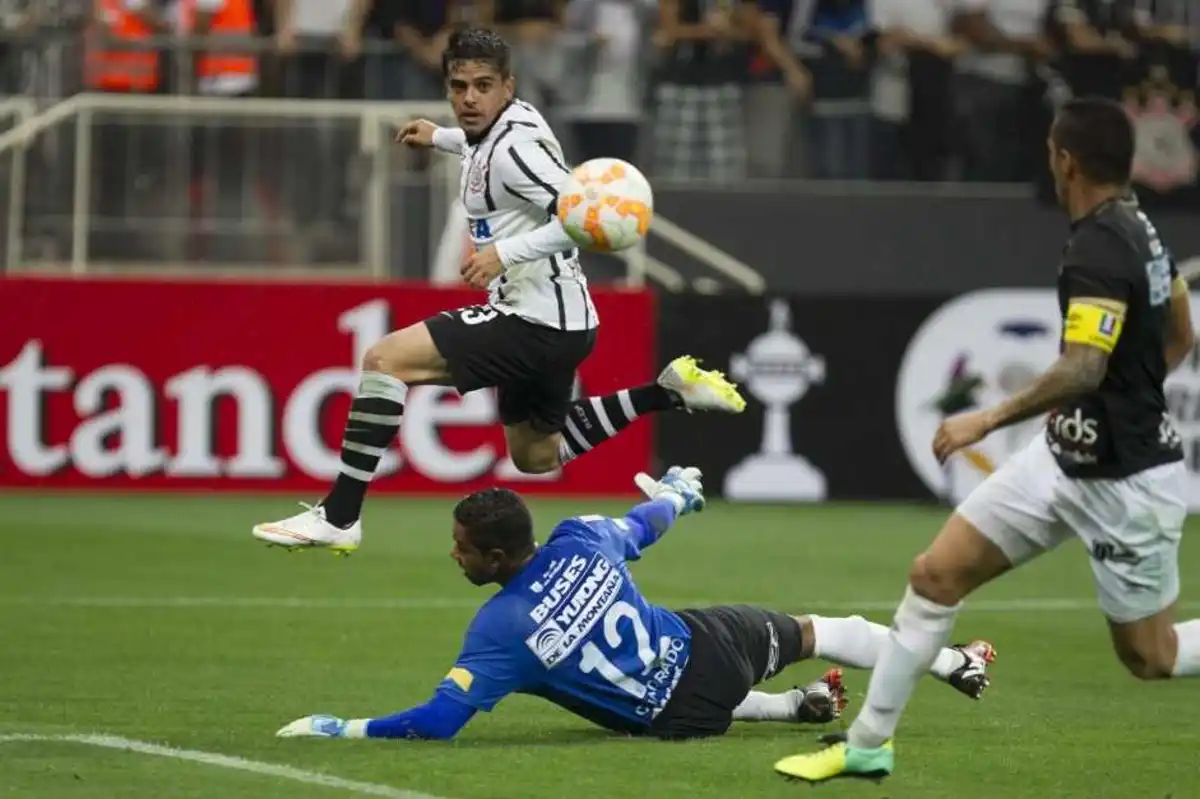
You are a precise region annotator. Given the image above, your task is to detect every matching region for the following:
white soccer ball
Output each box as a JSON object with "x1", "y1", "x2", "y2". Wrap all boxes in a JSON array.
[{"x1": 557, "y1": 158, "x2": 654, "y2": 253}]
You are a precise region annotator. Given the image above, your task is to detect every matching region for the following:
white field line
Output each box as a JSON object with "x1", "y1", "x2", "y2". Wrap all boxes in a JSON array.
[
  {"x1": 2, "y1": 596, "x2": 1196, "y2": 612},
  {"x1": 0, "y1": 733, "x2": 447, "y2": 799}
]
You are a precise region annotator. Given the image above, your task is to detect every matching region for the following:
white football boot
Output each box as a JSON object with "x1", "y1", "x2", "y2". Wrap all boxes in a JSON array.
[
  {"x1": 657, "y1": 355, "x2": 747, "y2": 413},
  {"x1": 252, "y1": 504, "x2": 361, "y2": 555}
]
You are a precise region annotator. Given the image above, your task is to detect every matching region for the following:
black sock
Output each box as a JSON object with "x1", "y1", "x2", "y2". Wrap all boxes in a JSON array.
[
  {"x1": 558, "y1": 384, "x2": 678, "y2": 465},
  {"x1": 323, "y1": 382, "x2": 404, "y2": 527}
]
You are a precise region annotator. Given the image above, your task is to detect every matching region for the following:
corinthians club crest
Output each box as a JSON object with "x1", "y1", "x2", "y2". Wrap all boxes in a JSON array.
[
  {"x1": 724, "y1": 299, "x2": 827, "y2": 501},
  {"x1": 1124, "y1": 66, "x2": 1199, "y2": 193}
]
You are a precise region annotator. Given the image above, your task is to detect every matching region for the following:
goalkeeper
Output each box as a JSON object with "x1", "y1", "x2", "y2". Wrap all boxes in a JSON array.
[{"x1": 277, "y1": 468, "x2": 995, "y2": 742}]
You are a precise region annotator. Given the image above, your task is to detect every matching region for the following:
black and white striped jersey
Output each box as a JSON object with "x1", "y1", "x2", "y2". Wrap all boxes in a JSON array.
[{"x1": 434, "y1": 101, "x2": 599, "y2": 332}]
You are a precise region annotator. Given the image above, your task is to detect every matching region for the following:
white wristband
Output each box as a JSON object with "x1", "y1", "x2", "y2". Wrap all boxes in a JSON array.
[{"x1": 344, "y1": 719, "x2": 370, "y2": 739}]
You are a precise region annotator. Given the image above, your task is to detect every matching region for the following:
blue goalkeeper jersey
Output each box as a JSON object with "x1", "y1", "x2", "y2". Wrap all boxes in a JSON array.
[{"x1": 435, "y1": 506, "x2": 693, "y2": 732}]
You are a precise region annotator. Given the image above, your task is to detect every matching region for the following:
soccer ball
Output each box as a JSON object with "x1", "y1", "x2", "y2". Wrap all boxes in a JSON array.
[{"x1": 557, "y1": 158, "x2": 654, "y2": 253}]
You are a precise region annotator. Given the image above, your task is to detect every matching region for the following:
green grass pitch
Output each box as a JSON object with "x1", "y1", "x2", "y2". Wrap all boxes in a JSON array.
[{"x1": 2, "y1": 493, "x2": 1198, "y2": 799}]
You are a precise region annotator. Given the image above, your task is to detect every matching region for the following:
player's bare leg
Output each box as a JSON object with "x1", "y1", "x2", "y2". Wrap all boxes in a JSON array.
[
  {"x1": 252, "y1": 321, "x2": 452, "y2": 553},
  {"x1": 506, "y1": 355, "x2": 746, "y2": 474},
  {"x1": 775, "y1": 514, "x2": 1011, "y2": 782},
  {"x1": 1108, "y1": 604, "x2": 1200, "y2": 680}
]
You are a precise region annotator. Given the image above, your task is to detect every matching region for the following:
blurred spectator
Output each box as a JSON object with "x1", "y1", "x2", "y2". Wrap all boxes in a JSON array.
[
  {"x1": 560, "y1": 0, "x2": 657, "y2": 164},
  {"x1": 869, "y1": 0, "x2": 965, "y2": 180},
  {"x1": 84, "y1": 0, "x2": 167, "y2": 256},
  {"x1": 652, "y1": 0, "x2": 755, "y2": 182},
  {"x1": 395, "y1": 1, "x2": 461, "y2": 101},
  {"x1": 1131, "y1": 0, "x2": 1199, "y2": 87},
  {"x1": 952, "y1": 0, "x2": 1054, "y2": 182},
  {"x1": 483, "y1": 0, "x2": 564, "y2": 109},
  {"x1": 362, "y1": 1, "x2": 403, "y2": 99},
  {"x1": 274, "y1": 0, "x2": 370, "y2": 99},
  {"x1": 1047, "y1": 0, "x2": 1137, "y2": 97},
  {"x1": 804, "y1": 0, "x2": 872, "y2": 178},
  {"x1": 274, "y1": 0, "x2": 372, "y2": 256},
  {"x1": 746, "y1": 0, "x2": 813, "y2": 178}
]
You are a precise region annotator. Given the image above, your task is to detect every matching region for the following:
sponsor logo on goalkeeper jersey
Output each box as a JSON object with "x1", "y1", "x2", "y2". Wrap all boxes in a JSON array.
[
  {"x1": 638, "y1": 636, "x2": 687, "y2": 719},
  {"x1": 526, "y1": 555, "x2": 624, "y2": 667}
]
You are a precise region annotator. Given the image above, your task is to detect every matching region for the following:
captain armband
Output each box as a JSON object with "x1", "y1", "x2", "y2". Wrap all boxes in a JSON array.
[{"x1": 1063, "y1": 301, "x2": 1125, "y2": 354}]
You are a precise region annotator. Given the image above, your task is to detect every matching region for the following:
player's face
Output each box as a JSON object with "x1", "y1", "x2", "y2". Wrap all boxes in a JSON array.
[
  {"x1": 451, "y1": 523, "x2": 499, "y2": 586},
  {"x1": 447, "y1": 60, "x2": 515, "y2": 137}
]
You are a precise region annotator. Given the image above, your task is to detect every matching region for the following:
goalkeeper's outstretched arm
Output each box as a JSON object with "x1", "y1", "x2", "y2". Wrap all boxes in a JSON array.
[
  {"x1": 616, "y1": 466, "x2": 706, "y2": 553},
  {"x1": 275, "y1": 692, "x2": 478, "y2": 741},
  {"x1": 345, "y1": 693, "x2": 477, "y2": 740}
]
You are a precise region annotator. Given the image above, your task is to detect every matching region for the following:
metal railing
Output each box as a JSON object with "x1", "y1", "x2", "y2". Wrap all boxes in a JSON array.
[{"x1": 0, "y1": 92, "x2": 771, "y2": 292}]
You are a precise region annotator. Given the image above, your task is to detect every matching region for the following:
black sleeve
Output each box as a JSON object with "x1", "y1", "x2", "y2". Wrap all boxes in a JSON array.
[{"x1": 1061, "y1": 223, "x2": 1136, "y2": 303}]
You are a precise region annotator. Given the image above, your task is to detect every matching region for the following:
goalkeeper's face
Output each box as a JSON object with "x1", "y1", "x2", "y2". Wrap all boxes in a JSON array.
[{"x1": 451, "y1": 523, "x2": 505, "y2": 586}]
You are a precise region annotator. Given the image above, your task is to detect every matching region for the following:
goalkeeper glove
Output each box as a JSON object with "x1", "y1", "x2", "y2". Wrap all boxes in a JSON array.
[
  {"x1": 276, "y1": 714, "x2": 368, "y2": 739},
  {"x1": 634, "y1": 466, "x2": 705, "y2": 515}
]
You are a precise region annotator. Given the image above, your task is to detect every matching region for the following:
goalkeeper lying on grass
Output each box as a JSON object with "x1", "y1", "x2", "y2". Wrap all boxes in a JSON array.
[{"x1": 277, "y1": 467, "x2": 995, "y2": 741}]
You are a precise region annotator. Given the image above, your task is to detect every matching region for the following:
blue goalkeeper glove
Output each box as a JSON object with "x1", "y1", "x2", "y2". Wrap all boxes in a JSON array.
[
  {"x1": 634, "y1": 466, "x2": 705, "y2": 515},
  {"x1": 276, "y1": 714, "x2": 366, "y2": 739}
]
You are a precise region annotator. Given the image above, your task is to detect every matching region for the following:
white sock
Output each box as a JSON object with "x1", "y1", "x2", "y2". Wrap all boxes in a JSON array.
[
  {"x1": 846, "y1": 587, "x2": 960, "y2": 750},
  {"x1": 731, "y1": 690, "x2": 801, "y2": 722},
  {"x1": 1172, "y1": 620, "x2": 1200, "y2": 676},
  {"x1": 811, "y1": 614, "x2": 967, "y2": 681}
]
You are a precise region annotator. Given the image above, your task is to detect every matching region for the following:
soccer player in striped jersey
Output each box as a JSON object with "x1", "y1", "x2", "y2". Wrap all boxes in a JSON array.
[
  {"x1": 274, "y1": 468, "x2": 996, "y2": 743},
  {"x1": 252, "y1": 28, "x2": 744, "y2": 554}
]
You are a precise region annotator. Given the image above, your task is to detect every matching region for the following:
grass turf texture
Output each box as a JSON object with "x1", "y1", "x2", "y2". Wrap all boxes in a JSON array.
[{"x1": 2, "y1": 493, "x2": 1198, "y2": 799}]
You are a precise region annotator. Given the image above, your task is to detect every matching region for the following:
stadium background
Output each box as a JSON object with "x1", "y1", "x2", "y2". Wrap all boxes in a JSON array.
[{"x1": 3, "y1": 3, "x2": 1200, "y2": 798}]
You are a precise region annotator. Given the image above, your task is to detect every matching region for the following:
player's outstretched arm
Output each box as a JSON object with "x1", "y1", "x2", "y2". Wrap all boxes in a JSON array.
[
  {"x1": 396, "y1": 118, "x2": 468, "y2": 155},
  {"x1": 934, "y1": 226, "x2": 1126, "y2": 463},
  {"x1": 275, "y1": 693, "x2": 477, "y2": 741},
  {"x1": 623, "y1": 466, "x2": 706, "y2": 551}
]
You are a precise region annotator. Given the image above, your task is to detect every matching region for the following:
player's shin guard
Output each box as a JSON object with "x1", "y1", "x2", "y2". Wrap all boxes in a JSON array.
[
  {"x1": 847, "y1": 587, "x2": 960, "y2": 750},
  {"x1": 322, "y1": 372, "x2": 407, "y2": 527},
  {"x1": 1172, "y1": 620, "x2": 1200, "y2": 676},
  {"x1": 557, "y1": 385, "x2": 678, "y2": 465}
]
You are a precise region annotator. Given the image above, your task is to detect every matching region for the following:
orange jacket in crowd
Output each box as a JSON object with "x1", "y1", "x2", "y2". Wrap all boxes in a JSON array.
[{"x1": 85, "y1": 0, "x2": 257, "y2": 93}]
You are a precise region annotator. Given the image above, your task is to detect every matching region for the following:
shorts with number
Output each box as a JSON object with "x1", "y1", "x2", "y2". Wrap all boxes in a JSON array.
[
  {"x1": 425, "y1": 305, "x2": 596, "y2": 433},
  {"x1": 648, "y1": 605, "x2": 805, "y2": 740},
  {"x1": 957, "y1": 434, "x2": 1187, "y2": 623}
]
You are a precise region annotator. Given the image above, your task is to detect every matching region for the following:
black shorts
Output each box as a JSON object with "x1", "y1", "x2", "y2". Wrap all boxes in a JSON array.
[
  {"x1": 648, "y1": 605, "x2": 805, "y2": 740},
  {"x1": 424, "y1": 305, "x2": 596, "y2": 433}
]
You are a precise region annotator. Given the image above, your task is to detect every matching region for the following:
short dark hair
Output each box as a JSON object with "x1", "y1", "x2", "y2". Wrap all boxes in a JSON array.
[
  {"x1": 453, "y1": 488, "x2": 533, "y2": 557},
  {"x1": 1052, "y1": 97, "x2": 1135, "y2": 186},
  {"x1": 442, "y1": 27, "x2": 511, "y2": 79}
]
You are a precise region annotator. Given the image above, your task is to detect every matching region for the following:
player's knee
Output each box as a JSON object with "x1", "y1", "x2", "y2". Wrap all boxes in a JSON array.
[
  {"x1": 908, "y1": 553, "x2": 968, "y2": 607},
  {"x1": 509, "y1": 446, "x2": 559, "y2": 475},
  {"x1": 791, "y1": 615, "x2": 816, "y2": 659},
  {"x1": 1115, "y1": 642, "x2": 1175, "y2": 680},
  {"x1": 362, "y1": 340, "x2": 395, "y2": 376}
]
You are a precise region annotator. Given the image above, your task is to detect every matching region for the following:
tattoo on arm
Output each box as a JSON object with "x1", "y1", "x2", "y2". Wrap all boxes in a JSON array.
[{"x1": 986, "y1": 343, "x2": 1108, "y2": 430}]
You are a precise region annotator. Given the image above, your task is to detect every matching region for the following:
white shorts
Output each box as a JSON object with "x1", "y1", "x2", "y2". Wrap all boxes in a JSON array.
[{"x1": 957, "y1": 434, "x2": 1187, "y2": 623}]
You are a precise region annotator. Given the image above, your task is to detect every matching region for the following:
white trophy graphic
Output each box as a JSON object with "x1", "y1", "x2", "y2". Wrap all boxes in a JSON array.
[{"x1": 724, "y1": 300, "x2": 828, "y2": 501}]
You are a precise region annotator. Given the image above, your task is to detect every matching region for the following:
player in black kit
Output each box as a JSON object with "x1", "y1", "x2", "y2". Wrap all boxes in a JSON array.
[{"x1": 777, "y1": 97, "x2": 1200, "y2": 783}]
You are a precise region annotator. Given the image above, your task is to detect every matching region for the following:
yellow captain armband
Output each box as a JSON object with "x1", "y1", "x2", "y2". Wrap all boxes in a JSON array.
[
  {"x1": 1173, "y1": 275, "x2": 1190, "y2": 296},
  {"x1": 1063, "y1": 300, "x2": 1125, "y2": 353},
  {"x1": 445, "y1": 667, "x2": 474, "y2": 692}
]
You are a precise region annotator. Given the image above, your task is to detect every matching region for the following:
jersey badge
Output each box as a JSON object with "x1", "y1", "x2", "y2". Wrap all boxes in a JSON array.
[{"x1": 468, "y1": 159, "x2": 488, "y2": 196}]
